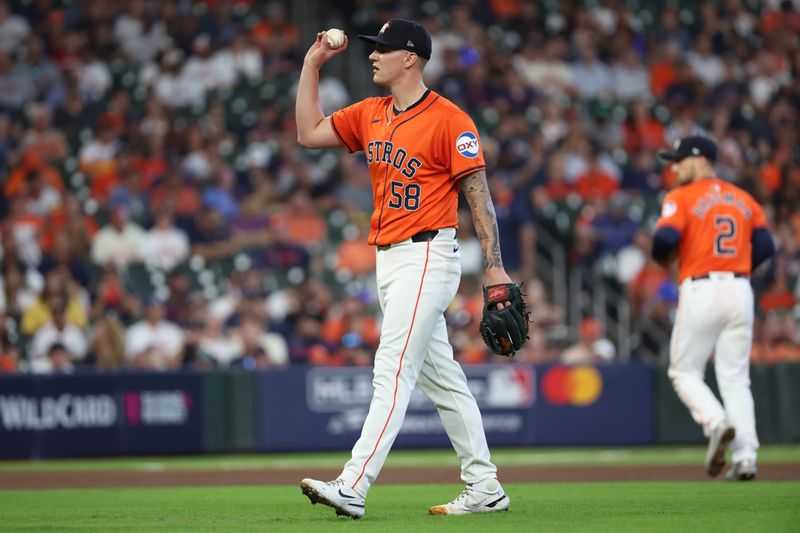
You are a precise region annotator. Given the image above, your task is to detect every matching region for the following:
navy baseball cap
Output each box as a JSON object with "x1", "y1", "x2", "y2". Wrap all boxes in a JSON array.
[
  {"x1": 657, "y1": 135, "x2": 718, "y2": 163},
  {"x1": 358, "y1": 18, "x2": 432, "y2": 60}
]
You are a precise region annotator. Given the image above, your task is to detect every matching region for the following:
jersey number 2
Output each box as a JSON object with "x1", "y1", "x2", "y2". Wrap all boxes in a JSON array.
[
  {"x1": 388, "y1": 181, "x2": 421, "y2": 211},
  {"x1": 714, "y1": 215, "x2": 737, "y2": 256}
]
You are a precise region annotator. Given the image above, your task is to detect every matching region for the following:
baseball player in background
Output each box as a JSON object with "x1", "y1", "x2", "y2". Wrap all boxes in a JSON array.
[
  {"x1": 652, "y1": 136, "x2": 775, "y2": 481},
  {"x1": 295, "y1": 19, "x2": 514, "y2": 518}
]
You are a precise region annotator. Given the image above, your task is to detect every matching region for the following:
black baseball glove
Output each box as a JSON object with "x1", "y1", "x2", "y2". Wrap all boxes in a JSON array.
[{"x1": 479, "y1": 283, "x2": 531, "y2": 357}]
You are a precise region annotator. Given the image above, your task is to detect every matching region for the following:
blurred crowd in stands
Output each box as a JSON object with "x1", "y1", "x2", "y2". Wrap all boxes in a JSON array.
[{"x1": 0, "y1": 0, "x2": 798, "y2": 374}]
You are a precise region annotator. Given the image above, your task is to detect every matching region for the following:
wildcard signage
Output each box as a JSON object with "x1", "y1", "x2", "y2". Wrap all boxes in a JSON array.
[
  {"x1": 0, "y1": 373, "x2": 204, "y2": 458},
  {"x1": 258, "y1": 363, "x2": 653, "y2": 451}
]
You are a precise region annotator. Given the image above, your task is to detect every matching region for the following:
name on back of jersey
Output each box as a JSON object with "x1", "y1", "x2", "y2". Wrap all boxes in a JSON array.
[
  {"x1": 365, "y1": 140, "x2": 422, "y2": 178},
  {"x1": 691, "y1": 189, "x2": 752, "y2": 219}
]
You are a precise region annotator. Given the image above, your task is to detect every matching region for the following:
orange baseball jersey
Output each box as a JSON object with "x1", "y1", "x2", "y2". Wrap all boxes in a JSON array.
[
  {"x1": 330, "y1": 90, "x2": 486, "y2": 246},
  {"x1": 655, "y1": 177, "x2": 768, "y2": 281}
]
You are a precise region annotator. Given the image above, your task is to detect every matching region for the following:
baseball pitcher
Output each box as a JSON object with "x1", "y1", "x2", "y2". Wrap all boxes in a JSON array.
[
  {"x1": 295, "y1": 19, "x2": 528, "y2": 518},
  {"x1": 652, "y1": 135, "x2": 775, "y2": 481}
]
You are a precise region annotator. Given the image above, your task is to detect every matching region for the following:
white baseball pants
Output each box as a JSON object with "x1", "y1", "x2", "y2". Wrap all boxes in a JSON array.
[
  {"x1": 668, "y1": 272, "x2": 759, "y2": 464},
  {"x1": 339, "y1": 228, "x2": 497, "y2": 496}
]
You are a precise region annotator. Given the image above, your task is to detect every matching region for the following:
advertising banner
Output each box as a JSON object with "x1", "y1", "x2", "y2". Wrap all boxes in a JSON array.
[
  {"x1": 530, "y1": 362, "x2": 653, "y2": 445},
  {"x1": 118, "y1": 373, "x2": 204, "y2": 455},
  {"x1": 0, "y1": 373, "x2": 204, "y2": 459},
  {"x1": 257, "y1": 362, "x2": 653, "y2": 451}
]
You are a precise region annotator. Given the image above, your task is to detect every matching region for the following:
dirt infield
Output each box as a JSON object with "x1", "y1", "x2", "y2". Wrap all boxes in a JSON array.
[{"x1": 2, "y1": 463, "x2": 799, "y2": 490}]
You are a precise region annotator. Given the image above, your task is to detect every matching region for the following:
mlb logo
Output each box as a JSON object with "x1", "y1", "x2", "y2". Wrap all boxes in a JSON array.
[{"x1": 456, "y1": 131, "x2": 479, "y2": 158}]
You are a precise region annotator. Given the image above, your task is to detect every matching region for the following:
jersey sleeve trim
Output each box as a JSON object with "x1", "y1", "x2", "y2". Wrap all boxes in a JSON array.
[
  {"x1": 656, "y1": 222, "x2": 682, "y2": 234},
  {"x1": 453, "y1": 165, "x2": 486, "y2": 181},
  {"x1": 330, "y1": 114, "x2": 358, "y2": 153}
]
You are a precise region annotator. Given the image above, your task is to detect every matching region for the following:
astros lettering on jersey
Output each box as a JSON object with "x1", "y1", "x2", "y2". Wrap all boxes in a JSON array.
[
  {"x1": 655, "y1": 177, "x2": 768, "y2": 282},
  {"x1": 330, "y1": 90, "x2": 485, "y2": 245}
]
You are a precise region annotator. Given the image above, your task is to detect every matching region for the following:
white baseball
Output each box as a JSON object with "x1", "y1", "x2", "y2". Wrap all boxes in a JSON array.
[{"x1": 325, "y1": 28, "x2": 345, "y2": 49}]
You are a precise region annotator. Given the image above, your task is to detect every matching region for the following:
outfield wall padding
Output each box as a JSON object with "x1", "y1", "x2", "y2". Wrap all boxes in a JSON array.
[
  {"x1": 773, "y1": 363, "x2": 800, "y2": 441},
  {"x1": 0, "y1": 372, "x2": 204, "y2": 459},
  {"x1": 653, "y1": 363, "x2": 781, "y2": 445},
  {"x1": 0, "y1": 363, "x2": 796, "y2": 458}
]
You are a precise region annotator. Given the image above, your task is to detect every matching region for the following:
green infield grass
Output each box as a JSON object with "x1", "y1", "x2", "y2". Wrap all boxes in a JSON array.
[
  {"x1": 1, "y1": 444, "x2": 798, "y2": 472},
  {"x1": 1, "y1": 481, "x2": 798, "y2": 532}
]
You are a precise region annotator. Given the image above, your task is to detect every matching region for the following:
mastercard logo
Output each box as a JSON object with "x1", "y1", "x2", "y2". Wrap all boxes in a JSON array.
[{"x1": 540, "y1": 365, "x2": 603, "y2": 406}]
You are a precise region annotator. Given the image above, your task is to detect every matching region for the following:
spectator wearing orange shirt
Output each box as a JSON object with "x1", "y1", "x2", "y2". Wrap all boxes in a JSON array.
[
  {"x1": 575, "y1": 149, "x2": 619, "y2": 201},
  {"x1": 4, "y1": 149, "x2": 64, "y2": 199},
  {"x1": 19, "y1": 104, "x2": 67, "y2": 163},
  {"x1": 150, "y1": 172, "x2": 202, "y2": 219},
  {"x1": 751, "y1": 311, "x2": 800, "y2": 365},
  {"x1": 622, "y1": 99, "x2": 666, "y2": 154},
  {"x1": 321, "y1": 295, "x2": 380, "y2": 353},
  {"x1": 79, "y1": 117, "x2": 120, "y2": 201},
  {"x1": 270, "y1": 187, "x2": 327, "y2": 249},
  {"x1": 336, "y1": 233, "x2": 376, "y2": 277}
]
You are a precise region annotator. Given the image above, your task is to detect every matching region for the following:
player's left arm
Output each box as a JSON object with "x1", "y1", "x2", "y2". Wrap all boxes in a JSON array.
[
  {"x1": 461, "y1": 169, "x2": 514, "y2": 294},
  {"x1": 652, "y1": 189, "x2": 685, "y2": 268},
  {"x1": 652, "y1": 226, "x2": 680, "y2": 267},
  {"x1": 751, "y1": 228, "x2": 775, "y2": 269},
  {"x1": 750, "y1": 201, "x2": 776, "y2": 269}
]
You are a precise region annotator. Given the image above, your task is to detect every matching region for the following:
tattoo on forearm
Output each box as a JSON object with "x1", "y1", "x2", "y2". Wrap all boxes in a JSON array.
[{"x1": 462, "y1": 170, "x2": 504, "y2": 270}]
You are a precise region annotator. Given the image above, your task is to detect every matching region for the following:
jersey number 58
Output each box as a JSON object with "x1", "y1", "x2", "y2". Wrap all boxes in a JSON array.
[{"x1": 388, "y1": 181, "x2": 421, "y2": 211}]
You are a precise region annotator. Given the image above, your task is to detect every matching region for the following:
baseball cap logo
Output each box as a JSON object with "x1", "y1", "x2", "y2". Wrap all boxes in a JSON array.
[
  {"x1": 407, "y1": 40, "x2": 414, "y2": 47},
  {"x1": 379, "y1": 22, "x2": 390, "y2": 35},
  {"x1": 456, "y1": 131, "x2": 479, "y2": 158}
]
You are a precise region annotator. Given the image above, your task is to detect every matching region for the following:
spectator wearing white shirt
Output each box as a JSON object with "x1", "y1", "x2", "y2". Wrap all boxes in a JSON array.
[
  {"x1": 687, "y1": 35, "x2": 724, "y2": 88},
  {"x1": 664, "y1": 108, "x2": 707, "y2": 147},
  {"x1": 90, "y1": 205, "x2": 146, "y2": 269},
  {"x1": 572, "y1": 43, "x2": 613, "y2": 100},
  {"x1": 612, "y1": 49, "x2": 651, "y2": 102},
  {"x1": 29, "y1": 299, "x2": 88, "y2": 372},
  {"x1": 0, "y1": 1, "x2": 30, "y2": 54},
  {"x1": 182, "y1": 34, "x2": 235, "y2": 96},
  {"x1": 125, "y1": 299, "x2": 185, "y2": 370},
  {"x1": 24, "y1": 37, "x2": 64, "y2": 106},
  {"x1": 151, "y1": 48, "x2": 205, "y2": 108},
  {"x1": 226, "y1": 31, "x2": 263, "y2": 83},
  {"x1": 230, "y1": 312, "x2": 289, "y2": 367},
  {"x1": 0, "y1": 52, "x2": 34, "y2": 112},
  {"x1": 79, "y1": 119, "x2": 119, "y2": 179},
  {"x1": 513, "y1": 38, "x2": 576, "y2": 99},
  {"x1": 75, "y1": 47, "x2": 112, "y2": 102},
  {"x1": 113, "y1": 2, "x2": 169, "y2": 65},
  {"x1": 196, "y1": 317, "x2": 240, "y2": 367},
  {"x1": 749, "y1": 51, "x2": 792, "y2": 109},
  {"x1": 141, "y1": 207, "x2": 189, "y2": 272},
  {"x1": 22, "y1": 171, "x2": 62, "y2": 217}
]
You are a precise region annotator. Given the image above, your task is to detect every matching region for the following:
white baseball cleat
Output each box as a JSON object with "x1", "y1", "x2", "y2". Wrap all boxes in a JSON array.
[
  {"x1": 705, "y1": 421, "x2": 736, "y2": 477},
  {"x1": 300, "y1": 478, "x2": 365, "y2": 519},
  {"x1": 725, "y1": 459, "x2": 757, "y2": 481},
  {"x1": 428, "y1": 478, "x2": 510, "y2": 515}
]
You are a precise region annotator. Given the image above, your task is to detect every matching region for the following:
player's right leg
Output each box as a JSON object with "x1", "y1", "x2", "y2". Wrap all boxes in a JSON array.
[
  {"x1": 337, "y1": 237, "x2": 461, "y2": 498},
  {"x1": 714, "y1": 280, "x2": 758, "y2": 480},
  {"x1": 669, "y1": 280, "x2": 731, "y2": 476},
  {"x1": 416, "y1": 322, "x2": 508, "y2": 515},
  {"x1": 416, "y1": 315, "x2": 498, "y2": 481}
]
